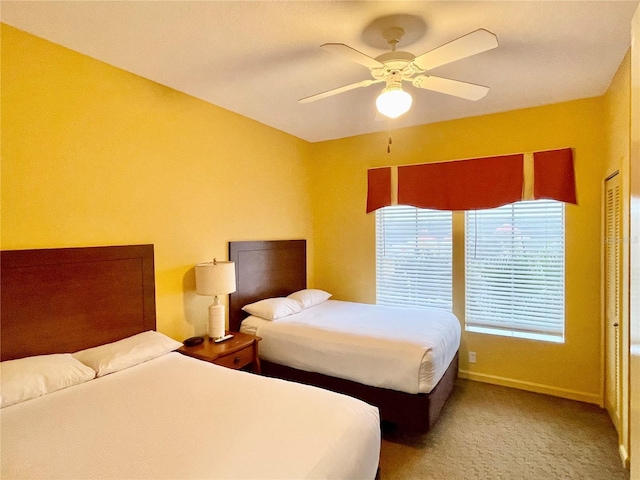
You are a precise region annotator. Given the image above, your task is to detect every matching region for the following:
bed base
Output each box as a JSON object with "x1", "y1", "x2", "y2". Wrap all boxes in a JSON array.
[{"x1": 262, "y1": 352, "x2": 457, "y2": 433}]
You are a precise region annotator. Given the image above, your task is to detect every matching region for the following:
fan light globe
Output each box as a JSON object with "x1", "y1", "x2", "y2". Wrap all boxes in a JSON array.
[{"x1": 376, "y1": 87, "x2": 412, "y2": 119}]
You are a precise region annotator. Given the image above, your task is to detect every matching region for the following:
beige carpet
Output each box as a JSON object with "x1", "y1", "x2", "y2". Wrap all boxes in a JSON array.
[{"x1": 379, "y1": 379, "x2": 629, "y2": 480}]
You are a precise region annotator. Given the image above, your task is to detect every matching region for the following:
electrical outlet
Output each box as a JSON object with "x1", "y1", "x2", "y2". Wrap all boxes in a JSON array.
[{"x1": 468, "y1": 351, "x2": 477, "y2": 364}]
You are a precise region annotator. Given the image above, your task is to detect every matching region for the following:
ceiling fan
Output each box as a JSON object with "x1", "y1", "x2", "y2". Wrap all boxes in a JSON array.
[{"x1": 299, "y1": 27, "x2": 498, "y2": 119}]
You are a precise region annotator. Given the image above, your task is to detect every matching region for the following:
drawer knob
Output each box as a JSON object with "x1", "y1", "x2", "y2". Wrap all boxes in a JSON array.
[{"x1": 233, "y1": 356, "x2": 241, "y2": 365}]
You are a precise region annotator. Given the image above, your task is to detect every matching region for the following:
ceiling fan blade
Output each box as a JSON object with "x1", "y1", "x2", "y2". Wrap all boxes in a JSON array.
[
  {"x1": 298, "y1": 79, "x2": 381, "y2": 104},
  {"x1": 412, "y1": 75, "x2": 489, "y2": 101},
  {"x1": 413, "y1": 29, "x2": 498, "y2": 71},
  {"x1": 321, "y1": 43, "x2": 384, "y2": 69}
]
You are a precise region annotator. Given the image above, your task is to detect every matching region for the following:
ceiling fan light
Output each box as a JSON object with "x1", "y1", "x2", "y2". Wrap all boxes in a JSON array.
[{"x1": 376, "y1": 87, "x2": 412, "y2": 119}]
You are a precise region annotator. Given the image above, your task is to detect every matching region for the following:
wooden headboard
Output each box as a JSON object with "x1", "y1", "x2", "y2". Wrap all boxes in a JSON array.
[
  {"x1": 1, "y1": 244, "x2": 156, "y2": 361},
  {"x1": 228, "y1": 240, "x2": 306, "y2": 332}
]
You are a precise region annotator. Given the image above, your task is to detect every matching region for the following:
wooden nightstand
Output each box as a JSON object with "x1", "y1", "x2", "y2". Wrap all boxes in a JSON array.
[{"x1": 178, "y1": 332, "x2": 261, "y2": 373}]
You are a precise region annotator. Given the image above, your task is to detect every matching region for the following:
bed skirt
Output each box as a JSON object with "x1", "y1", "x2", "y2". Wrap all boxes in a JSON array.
[{"x1": 262, "y1": 351, "x2": 458, "y2": 433}]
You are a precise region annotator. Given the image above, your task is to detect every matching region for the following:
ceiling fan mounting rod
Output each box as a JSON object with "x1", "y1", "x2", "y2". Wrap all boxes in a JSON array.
[{"x1": 382, "y1": 27, "x2": 405, "y2": 52}]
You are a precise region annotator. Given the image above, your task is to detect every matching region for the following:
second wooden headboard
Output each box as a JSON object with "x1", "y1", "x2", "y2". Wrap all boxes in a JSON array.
[{"x1": 228, "y1": 240, "x2": 306, "y2": 332}]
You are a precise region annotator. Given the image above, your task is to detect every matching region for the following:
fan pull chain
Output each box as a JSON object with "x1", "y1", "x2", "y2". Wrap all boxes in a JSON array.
[{"x1": 387, "y1": 136, "x2": 392, "y2": 154}]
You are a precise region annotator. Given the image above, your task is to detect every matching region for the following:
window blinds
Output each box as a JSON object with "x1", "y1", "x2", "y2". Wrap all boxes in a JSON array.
[
  {"x1": 465, "y1": 200, "x2": 565, "y2": 341},
  {"x1": 376, "y1": 205, "x2": 453, "y2": 311}
]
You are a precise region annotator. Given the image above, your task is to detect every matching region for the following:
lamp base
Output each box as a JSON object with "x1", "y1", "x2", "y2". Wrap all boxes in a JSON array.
[{"x1": 207, "y1": 302, "x2": 226, "y2": 340}]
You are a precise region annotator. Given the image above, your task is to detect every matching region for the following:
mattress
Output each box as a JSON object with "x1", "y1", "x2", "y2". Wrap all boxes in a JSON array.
[
  {"x1": 240, "y1": 300, "x2": 461, "y2": 394},
  {"x1": 1, "y1": 352, "x2": 380, "y2": 479}
]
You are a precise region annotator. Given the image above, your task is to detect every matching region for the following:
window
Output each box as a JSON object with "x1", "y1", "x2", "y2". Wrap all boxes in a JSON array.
[
  {"x1": 375, "y1": 206, "x2": 452, "y2": 311},
  {"x1": 465, "y1": 200, "x2": 565, "y2": 342},
  {"x1": 374, "y1": 200, "x2": 566, "y2": 343}
]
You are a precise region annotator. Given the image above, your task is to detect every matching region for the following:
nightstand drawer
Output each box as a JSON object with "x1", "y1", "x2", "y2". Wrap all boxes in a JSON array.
[{"x1": 213, "y1": 345, "x2": 253, "y2": 370}]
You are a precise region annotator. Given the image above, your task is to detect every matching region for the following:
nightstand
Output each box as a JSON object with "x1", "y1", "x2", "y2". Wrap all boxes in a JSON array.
[{"x1": 177, "y1": 332, "x2": 261, "y2": 373}]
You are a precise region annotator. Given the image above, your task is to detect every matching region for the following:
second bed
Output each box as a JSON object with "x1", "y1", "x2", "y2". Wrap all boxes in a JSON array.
[{"x1": 229, "y1": 239, "x2": 461, "y2": 433}]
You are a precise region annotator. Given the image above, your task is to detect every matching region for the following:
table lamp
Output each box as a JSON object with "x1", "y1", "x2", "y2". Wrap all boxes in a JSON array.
[{"x1": 195, "y1": 259, "x2": 236, "y2": 342}]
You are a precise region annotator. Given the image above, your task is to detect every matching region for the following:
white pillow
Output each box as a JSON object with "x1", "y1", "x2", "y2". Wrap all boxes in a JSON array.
[
  {"x1": 1, "y1": 354, "x2": 95, "y2": 408},
  {"x1": 73, "y1": 331, "x2": 182, "y2": 377},
  {"x1": 287, "y1": 289, "x2": 332, "y2": 309},
  {"x1": 242, "y1": 297, "x2": 304, "y2": 320}
]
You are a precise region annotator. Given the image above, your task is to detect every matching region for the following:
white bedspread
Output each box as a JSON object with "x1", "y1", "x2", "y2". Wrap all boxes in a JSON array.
[
  {"x1": 241, "y1": 300, "x2": 461, "y2": 394},
  {"x1": 1, "y1": 352, "x2": 380, "y2": 479}
]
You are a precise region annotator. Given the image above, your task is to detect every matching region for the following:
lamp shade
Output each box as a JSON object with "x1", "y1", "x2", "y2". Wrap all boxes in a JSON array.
[
  {"x1": 195, "y1": 261, "x2": 236, "y2": 296},
  {"x1": 376, "y1": 86, "x2": 412, "y2": 119}
]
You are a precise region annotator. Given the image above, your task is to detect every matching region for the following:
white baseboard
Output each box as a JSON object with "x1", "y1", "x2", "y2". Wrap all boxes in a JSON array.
[{"x1": 458, "y1": 369, "x2": 602, "y2": 405}]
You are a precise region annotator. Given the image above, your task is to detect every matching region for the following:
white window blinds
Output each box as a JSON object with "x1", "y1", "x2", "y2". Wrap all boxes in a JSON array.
[
  {"x1": 465, "y1": 200, "x2": 565, "y2": 342},
  {"x1": 376, "y1": 206, "x2": 452, "y2": 311}
]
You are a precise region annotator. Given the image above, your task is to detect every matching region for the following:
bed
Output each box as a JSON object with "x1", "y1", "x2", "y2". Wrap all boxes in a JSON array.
[
  {"x1": 0, "y1": 244, "x2": 381, "y2": 479},
  {"x1": 228, "y1": 240, "x2": 461, "y2": 433}
]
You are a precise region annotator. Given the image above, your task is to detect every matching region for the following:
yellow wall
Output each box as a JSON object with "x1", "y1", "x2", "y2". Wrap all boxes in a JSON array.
[
  {"x1": 605, "y1": 51, "x2": 631, "y2": 177},
  {"x1": 1, "y1": 24, "x2": 314, "y2": 340},
  {"x1": 309, "y1": 99, "x2": 606, "y2": 403}
]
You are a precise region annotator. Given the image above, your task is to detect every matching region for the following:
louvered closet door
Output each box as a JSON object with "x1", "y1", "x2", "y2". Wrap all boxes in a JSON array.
[{"x1": 604, "y1": 173, "x2": 622, "y2": 433}]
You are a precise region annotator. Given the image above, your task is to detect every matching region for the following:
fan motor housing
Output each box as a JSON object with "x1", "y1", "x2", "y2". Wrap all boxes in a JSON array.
[
  {"x1": 375, "y1": 50, "x2": 415, "y2": 67},
  {"x1": 372, "y1": 51, "x2": 422, "y2": 81}
]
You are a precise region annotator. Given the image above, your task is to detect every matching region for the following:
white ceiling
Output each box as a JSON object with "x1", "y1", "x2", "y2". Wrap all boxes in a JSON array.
[{"x1": 2, "y1": 1, "x2": 638, "y2": 143}]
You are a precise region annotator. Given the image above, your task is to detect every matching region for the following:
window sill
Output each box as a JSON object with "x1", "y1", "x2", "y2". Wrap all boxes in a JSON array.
[{"x1": 465, "y1": 325, "x2": 564, "y2": 344}]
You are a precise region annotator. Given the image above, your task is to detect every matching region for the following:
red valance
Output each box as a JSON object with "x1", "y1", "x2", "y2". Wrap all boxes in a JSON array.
[
  {"x1": 533, "y1": 148, "x2": 577, "y2": 204},
  {"x1": 397, "y1": 154, "x2": 524, "y2": 211},
  {"x1": 366, "y1": 167, "x2": 392, "y2": 213},
  {"x1": 366, "y1": 148, "x2": 577, "y2": 213}
]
